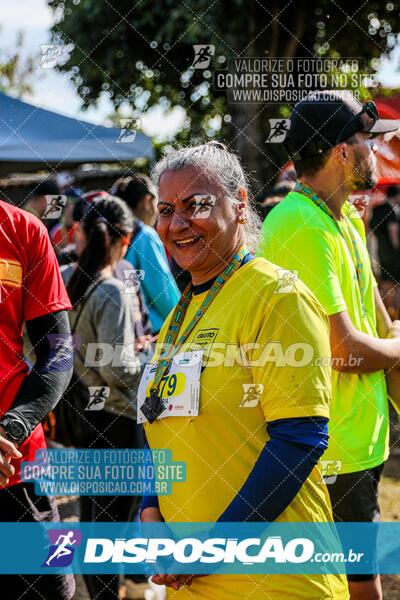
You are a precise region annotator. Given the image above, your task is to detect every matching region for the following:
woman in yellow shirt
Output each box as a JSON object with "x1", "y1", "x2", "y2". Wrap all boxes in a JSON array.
[{"x1": 139, "y1": 140, "x2": 349, "y2": 599}]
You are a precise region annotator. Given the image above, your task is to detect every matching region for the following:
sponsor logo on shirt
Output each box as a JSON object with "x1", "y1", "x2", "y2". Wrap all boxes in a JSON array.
[
  {"x1": 189, "y1": 328, "x2": 219, "y2": 366},
  {"x1": 0, "y1": 258, "x2": 23, "y2": 288}
]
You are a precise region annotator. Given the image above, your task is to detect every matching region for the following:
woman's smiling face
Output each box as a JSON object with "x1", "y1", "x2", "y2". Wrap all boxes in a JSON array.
[{"x1": 157, "y1": 166, "x2": 244, "y2": 284}]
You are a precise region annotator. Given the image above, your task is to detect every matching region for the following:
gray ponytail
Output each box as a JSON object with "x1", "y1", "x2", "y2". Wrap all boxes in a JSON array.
[{"x1": 152, "y1": 141, "x2": 262, "y2": 252}]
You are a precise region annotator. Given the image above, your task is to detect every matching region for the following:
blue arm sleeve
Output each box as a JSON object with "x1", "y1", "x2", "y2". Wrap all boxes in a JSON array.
[
  {"x1": 126, "y1": 229, "x2": 180, "y2": 332},
  {"x1": 141, "y1": 493, "x2": 160, "y2": 513},
  {"x1": 140, "y1": 439, "x2": 160, "y2": 516},
  {"x1": 218, "y1": 417, "x2": 329, "y2": 522}
]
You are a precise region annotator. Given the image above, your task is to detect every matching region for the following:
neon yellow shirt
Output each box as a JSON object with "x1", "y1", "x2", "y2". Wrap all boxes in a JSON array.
[
  {"x1": 258, "y1": 190, "x2": 389, "y2": 474},
  {"x1": 144, "y1": 258, "x2": 348, "y2": 599}
]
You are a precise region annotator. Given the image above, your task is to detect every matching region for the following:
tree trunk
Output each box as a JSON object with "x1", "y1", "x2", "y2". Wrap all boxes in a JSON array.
[
  {"x1": 231, "y1": 102, "x2": 266, "y2": 190},
  {"x1": 228, "y1": 0, "x2": 307, "y2": 192}
]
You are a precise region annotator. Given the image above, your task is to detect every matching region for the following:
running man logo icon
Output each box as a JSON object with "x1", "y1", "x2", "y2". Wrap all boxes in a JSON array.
[
  {"x1": 43, "y1": 195, "x2": 67, "y2": 219},
  {"x1": 318, "y1": 459, "x2": 343, "y2": 485},
  {"x1": 274, "y1": 269, "x2": 299, "y2": 294},
  {"x1": 348, "y1": 193, "x2": 370, "y2": 219},
  {"x1": 39, "y1": 45, "x2": 64, "y2": 69},
  {"x1": 191, "y1": 45, "x2": 215, "y2": 69},
  {"x1": 266, "y1": 119, "x2": 290, "y2": 143},
  {"x1": 86, "y1": 386, "x2": 110, "y2": 411},
  {"x1": 116, "y1": 118, "x2": 141, "y2": 143},
  {"x1": 239, "y1": 384, "x2": 264, "y2": 407},
  {"x1": 42, "y1": 529, "x2": 82, "y2": 567},
  {"x1": 121, "y1": 269, "x2": 145, "y2": 293},
  {"x1": 191, "y1": 194, "x2": 216, "y2": 219},
  {"x1": 46, "y1": 333, "x2": 81, "y2": 373}
]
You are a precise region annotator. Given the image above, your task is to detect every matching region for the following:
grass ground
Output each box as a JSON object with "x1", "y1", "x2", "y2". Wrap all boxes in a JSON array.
[{"x1": 380, "y1": 430, "x2": 400, "y2": 600}]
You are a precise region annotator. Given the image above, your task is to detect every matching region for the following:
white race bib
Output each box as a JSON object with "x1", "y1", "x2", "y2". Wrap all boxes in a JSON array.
[{"x1": 137, "y1": 350, "x2": 203, "y2": 423}]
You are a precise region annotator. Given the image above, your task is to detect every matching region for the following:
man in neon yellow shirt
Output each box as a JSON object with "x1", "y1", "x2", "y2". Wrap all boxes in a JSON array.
[{"x1": 258, "y1": 90, "x2": 400, "y2": 600}]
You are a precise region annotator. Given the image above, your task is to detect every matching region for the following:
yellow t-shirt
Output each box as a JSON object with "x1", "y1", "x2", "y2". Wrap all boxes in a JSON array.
[{"x1": 144, "y1": 257, "x2": 348, "y2": 599}]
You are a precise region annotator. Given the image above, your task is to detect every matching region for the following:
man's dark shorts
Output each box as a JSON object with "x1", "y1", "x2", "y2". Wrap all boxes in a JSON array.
[
  {"x1": 327, "y1": 462, "x2": 384, "y2": 582},
  {"x1": 0, "y1": 481, "x2": 75, "y2": 599}
]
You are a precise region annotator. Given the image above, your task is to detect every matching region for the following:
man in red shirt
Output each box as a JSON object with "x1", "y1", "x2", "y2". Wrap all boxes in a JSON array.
[{"x1": 0, "y1": 200, "x2": 74, "y2": 599}]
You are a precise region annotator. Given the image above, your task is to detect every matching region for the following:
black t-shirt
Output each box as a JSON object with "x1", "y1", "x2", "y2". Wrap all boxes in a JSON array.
[{"x1": 370, "y1": 202, "x2": 400, "y2": 280}]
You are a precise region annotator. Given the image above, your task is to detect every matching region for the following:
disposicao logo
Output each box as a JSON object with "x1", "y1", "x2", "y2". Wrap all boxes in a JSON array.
[
  {"x1": 83, "y1": 536, "x2": 314, "y2": 565},
  {"x1": 42, "y1": 529, "x2": 82, "y2": 567}
]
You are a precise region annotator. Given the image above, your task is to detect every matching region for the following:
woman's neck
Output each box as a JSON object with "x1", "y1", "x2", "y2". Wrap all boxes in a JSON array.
[
  {"x1": 100, "y1": 264, "x2": 115, "y2": 277},
  {"x1": 134, "y1": 207, "x2": 152, "y2": 226},
  {"x1": 190, "y1": 241, "x2": 246, "y2": 285}
]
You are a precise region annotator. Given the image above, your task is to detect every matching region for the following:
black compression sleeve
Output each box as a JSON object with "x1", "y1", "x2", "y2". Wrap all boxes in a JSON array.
[{"x1": 2, "y1": 310, "x2": 73, "y2": 443}]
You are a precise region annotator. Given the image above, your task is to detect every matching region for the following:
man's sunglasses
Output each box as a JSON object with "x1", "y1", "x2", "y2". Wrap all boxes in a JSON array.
[{"x1": 335, "y1": 101, "x2": 379, "y2": 145}]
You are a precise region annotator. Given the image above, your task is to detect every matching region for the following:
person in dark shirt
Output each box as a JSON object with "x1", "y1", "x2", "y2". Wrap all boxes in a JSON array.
[
  {"x1": 60, "y1": 191, "x2": 153, "y2": 343},
  {"x1": 255, "y1": 180, "x2": 295, "y2": 222},
  {"x1": 370, "y1": 185, "x2": 400, "y2": 283},
  {"x1": 370, "y1": 185, "x2": 400, "y2": 320}
]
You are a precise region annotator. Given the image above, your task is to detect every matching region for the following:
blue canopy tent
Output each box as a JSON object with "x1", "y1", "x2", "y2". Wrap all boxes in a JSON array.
[{"x1": 0, "y1": 92, "x2": 154, "y2": 175}]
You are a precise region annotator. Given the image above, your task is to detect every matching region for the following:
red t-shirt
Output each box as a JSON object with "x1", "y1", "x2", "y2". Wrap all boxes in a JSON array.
[{"x1": 0, "y1": 201, "x2": 71, "y2": 486}]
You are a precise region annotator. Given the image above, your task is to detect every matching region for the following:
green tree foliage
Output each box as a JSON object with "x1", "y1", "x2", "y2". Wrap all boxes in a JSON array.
[
  {"x1": 48, "y1": 0, "x2": 400, "y2": 190},
  {"x1": 0, "y1": 31, "x2": 36, "y2": 97}
]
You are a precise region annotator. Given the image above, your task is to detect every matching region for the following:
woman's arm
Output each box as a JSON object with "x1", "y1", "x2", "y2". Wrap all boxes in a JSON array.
[
  {"x1": 140, "y1": 439, "x2": 162, "y2": 521},
  {"x1": 218, "y1": 417, "x2": 329, "y2": 522},
  {"x1": 0, "y1": 310, "x2": 73, "y2": 440},
  {"x1": 329, "y1": 309, "x2": 400, "y2": 373},
  {"x1": 141, "y1": 417, "x2": 325, "y2": 590},
  {"x1": 95, "y1": 284, "x2": 142, "y2": 388}
]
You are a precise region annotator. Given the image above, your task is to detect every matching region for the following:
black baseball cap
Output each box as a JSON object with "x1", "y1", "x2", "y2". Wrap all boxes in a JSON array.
[{"x1": 284, "y1": 90, "x2": 400, "y2": 160}]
